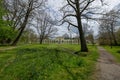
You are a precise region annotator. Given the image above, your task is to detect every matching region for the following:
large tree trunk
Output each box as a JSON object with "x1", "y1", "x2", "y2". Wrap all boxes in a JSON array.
[
  {"x1": 78, "y1": 21, "x2": 88, "y2": 52},
  {"x1": 76, "y1": 0, "x2": 88, "y2": 52},
  {"x1": 11, "y1": 27, "x2": 25, "y2": 46},
  {"x1": 111, "y1": 24, "x2": 118, "y2": 46},
  {"x1": 11, "y1": 10, "x2": 30, "y2": 46},
  {"x1": 108, "y1": 32, "x2": 113, "y2": 48},
  {"x1": 111, "y1": 31, "x2": 118, "y2": 46},
  {"x1": 39, "y1": 36, "x2": 44, "y2": 44},
  {"x1": 39, "y1": 39, "x2": 43, "y2": 44}
]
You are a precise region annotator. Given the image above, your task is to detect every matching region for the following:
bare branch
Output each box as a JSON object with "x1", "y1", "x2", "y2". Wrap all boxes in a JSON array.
[
  {"x1": 80, "y1": 0, "x2": 95, "y2": 13},
  {"x1": 63, "y1": 14, "x2": 77, "y2": 20},
  {"x1": 67, "y1": 0, "x2": 77, "y2": 12},
  {"x1": 64, "y1": 20, "x2": 78, "y2": 27},
  {"x1": 69, "y1": 0, "x2": 76, "y2": 4}
]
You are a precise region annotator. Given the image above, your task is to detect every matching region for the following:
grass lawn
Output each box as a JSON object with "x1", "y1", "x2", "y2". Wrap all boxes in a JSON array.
[
  {"x1": 0, "y1": 44, "x2": 98, "y2": 80},
  {"x1": 103, "y1": 46, "x2": 120, "y2": 63}
]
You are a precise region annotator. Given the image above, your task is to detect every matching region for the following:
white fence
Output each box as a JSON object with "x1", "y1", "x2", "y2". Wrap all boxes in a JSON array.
[{"x1": 43, "y1": 39, "x2": 80, "y2": 44}]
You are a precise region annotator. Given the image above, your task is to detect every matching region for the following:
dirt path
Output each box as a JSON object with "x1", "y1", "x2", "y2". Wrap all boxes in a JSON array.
[{"x1": 95, "y1": 47, "x2": 120, "y2": 80}]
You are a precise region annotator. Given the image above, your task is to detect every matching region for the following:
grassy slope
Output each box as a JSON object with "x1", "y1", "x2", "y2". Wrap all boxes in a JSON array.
[
  {"x1": 0, "y1": 44, "x2": 98, "y2": 80},
  {"x1": 103, "y1": 46, "x2": 120, "y2": 62}
]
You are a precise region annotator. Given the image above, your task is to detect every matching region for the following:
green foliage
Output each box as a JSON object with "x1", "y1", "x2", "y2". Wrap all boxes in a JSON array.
[
  {"x1": 0, "y1": 0, "x2": 16, "y2": 45},
  {"x1": 0, "y1": 44, "x2": 98, "y2": 80},
  {"x1": 0, "y1": 26, "x2": 16, "y2": 44},
  {"x1": 116, "y1": 50, "x2": 120, "y2": 54},
  {"x1": 0, "y1": 0, "x2": 7, "y2": 20}
]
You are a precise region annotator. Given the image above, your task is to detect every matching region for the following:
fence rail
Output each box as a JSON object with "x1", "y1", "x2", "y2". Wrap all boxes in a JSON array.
[{"x1": 43, "y1": 39, "x2": 80, "y2": 44}]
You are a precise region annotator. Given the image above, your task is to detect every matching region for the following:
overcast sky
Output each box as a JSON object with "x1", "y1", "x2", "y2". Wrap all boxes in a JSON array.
[{"x1": 47, "y1": 0, "x2": 120, "y2": 37}]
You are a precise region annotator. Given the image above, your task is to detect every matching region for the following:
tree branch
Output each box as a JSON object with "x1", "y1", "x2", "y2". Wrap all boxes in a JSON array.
[
  {"x1": 67, "y1": 0, "x2": 77, "y2": 12},
  {"x1": 63, "y1": 14, "x2": 77, "y2": 20},
  {"x1": 69, "y1": 0, "x2": 76, "y2": 4},
  {"x1": 80, "y1": 0, "x2": 95, "y2": 13},
  {"x1": 64, "y1": 20, "x2": 78, "y2": 27}
]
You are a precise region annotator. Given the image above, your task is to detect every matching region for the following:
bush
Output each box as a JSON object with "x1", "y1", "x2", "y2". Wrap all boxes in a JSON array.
[{"x1": 117, "y1": 50, "x2": 120, "y2": 54}]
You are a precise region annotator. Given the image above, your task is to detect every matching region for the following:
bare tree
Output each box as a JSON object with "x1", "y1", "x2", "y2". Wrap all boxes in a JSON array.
[
  {"x1": 116, "y1": 28, "x2": 120, "y2": 44},
  {"x1": 4, "y1": 0, "x2": 24, "y2": 30},
  {"x1": 98, "y1": 24, "x2": 113, "y2": 47},
  {"x1": 86, "y1": 29, "x2": 94, "y2": 45},
  {"x1": 4, "y1": 0, "x2": 46, "y2": 45},
  {"x1": 35, "y1": 12, "x2": 58, "y2": 44},
  {"x1": 99, "y1": 10, "x2": 119, "y2": 46},
  {"x1": 107, "y1": 10, "x2": 119, "y2": 45},
  {"x1": 60, "y1": 0, "x2": 102, "y2": 52},
  {"x1": 20, "y1": 28, "x2": 37, "y2": 44}
]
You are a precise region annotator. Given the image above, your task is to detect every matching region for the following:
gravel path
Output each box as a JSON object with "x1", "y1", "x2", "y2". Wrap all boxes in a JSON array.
[{"x1": 96, "y1": 47, "x2": 120, "y2": 80}]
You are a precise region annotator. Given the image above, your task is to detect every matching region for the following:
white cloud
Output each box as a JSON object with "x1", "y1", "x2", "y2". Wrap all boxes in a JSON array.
[
  {"x1": 47, "y1": 0, "x2": 64, "y2": 11},
  {"x1": 47, "y1": 0, "x2": 120, "y2": 36}
]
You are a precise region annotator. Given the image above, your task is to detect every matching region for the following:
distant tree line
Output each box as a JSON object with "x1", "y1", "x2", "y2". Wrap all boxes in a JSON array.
[
  {"x1": 1, "y1": 0, "x2": 119, "y2": 52},
  {"x1": 0, "y1": 0, "x2": 57, "y2": 45},
  {"x1": 98, "y1": 9, "x2": 120, "y2": 47}
]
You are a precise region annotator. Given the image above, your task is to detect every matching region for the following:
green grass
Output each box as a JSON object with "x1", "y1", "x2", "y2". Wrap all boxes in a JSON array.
[
  {"x1": 103, "y1": 46, "x2": 120, "y2": 62},
  {"x1": 0, "y1": 44, "x2": 98, "y2": 80}
]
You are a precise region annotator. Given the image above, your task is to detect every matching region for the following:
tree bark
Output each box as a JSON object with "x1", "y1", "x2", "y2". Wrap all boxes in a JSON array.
[
  {"x1": 111, "y1": 24, "x2": 118, "y2": 46},
  {"x1": 11, "y1": 10, "x2": 30, "y2": 46},
  {"x1": 108, "y1": 32, "x2": 112, "y2": 48},
  {"x1": 111, "y1": 31, "x2": 118, "y2": 46},
  {"x1": 39, "y1": 35, "x2": 44, "y2": 44},
  {"x1": 76, "y1": 0, "x2": 88, "y2": 52},
  {"x1": 78, "y1": 22, "x2": 88, "y2": 52},
  {"x1": 39, "y1": 39, "x2": 43, "y2": 44}
]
